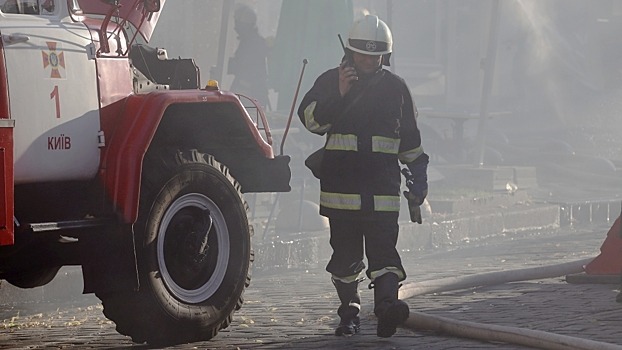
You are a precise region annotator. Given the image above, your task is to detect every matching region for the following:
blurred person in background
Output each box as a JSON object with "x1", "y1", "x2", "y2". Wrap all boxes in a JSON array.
[{"x1": 228, "y1": 3, "x2": 270, "y2": 110}]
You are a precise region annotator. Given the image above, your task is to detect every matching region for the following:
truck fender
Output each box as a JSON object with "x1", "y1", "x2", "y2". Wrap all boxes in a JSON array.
[{"x1": 100, "y1": 90, "x2": 273, "y2": 223}]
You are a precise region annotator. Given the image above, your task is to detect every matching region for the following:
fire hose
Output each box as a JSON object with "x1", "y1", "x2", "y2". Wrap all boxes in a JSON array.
[{"x1": 397, "y1": 257, "x2": 622, "y2": 349}]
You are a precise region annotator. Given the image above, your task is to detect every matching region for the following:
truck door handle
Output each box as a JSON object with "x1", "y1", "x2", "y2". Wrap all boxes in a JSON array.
[{"x1": 2, "y1": 33, "x2": 30, "y2": 45}]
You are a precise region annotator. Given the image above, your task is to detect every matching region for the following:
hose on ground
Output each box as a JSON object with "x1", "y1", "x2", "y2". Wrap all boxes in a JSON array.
[
  {"x1": 399, "y1": 258, "x2": 594, "y2": 299},
  {"x1": 399, "y1": 257, "x2": 622, "y2": 349},
  {"x1": 405, "y1": 311, "x2": 622, "y2": 350}
]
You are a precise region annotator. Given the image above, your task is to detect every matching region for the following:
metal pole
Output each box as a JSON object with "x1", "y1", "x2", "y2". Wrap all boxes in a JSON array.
[
  {"x1": 386, "y1": 0, "x2": 395, "y2": 72},
  {"x1": 475, "y1": 0, "x2": 501, "y2": 167},
  {"x1": 280, "y1": 58, "x2": 308, "y2": 156}
]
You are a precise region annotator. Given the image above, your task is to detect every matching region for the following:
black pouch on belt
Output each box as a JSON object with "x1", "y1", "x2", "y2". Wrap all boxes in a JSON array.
[{"x1": 305, "y1": 147, "x2": 324, "y2": 179}]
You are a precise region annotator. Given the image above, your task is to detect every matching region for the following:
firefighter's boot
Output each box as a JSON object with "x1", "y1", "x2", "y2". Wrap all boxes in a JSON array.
[
  {"x1": 332, "y1": 278, "x2": 361, "y2": 336},
  {"x1": 373, "y1": 272, "x2": 409, "y2": 338}
]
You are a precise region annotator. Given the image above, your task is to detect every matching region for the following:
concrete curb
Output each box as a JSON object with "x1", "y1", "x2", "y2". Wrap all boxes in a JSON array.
[{"x1": 253, "y1": 203, "x2": 561, "y2": 271}]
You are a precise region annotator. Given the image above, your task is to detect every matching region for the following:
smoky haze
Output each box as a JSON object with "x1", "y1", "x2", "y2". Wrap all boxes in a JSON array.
[
  {"x1": 1, "y1": 0, "x2": 620, "y2": 331},
  {"x1": 149, "y1": 0, "x2": 620, "y2": 211}
]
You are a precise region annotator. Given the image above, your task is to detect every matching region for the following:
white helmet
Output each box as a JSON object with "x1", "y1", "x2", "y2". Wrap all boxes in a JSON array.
[{"x1": 346, "y1": 15, "x2": 393, "y2": 55}]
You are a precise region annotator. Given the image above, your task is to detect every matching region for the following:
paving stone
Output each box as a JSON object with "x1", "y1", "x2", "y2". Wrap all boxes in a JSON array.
[{"x1": 1, "y1": 223, "x2": 620, "y2": 349}]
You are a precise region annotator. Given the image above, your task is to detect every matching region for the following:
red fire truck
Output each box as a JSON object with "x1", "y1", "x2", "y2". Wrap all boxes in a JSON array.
[{"x1": 0, "y1": 0, "x2": 291, "y2": 345}]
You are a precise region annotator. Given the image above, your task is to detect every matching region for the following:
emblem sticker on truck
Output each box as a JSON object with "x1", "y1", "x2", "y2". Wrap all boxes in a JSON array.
[{"x1": 42, "y1": 41, "x2": 65, "y2": 79}]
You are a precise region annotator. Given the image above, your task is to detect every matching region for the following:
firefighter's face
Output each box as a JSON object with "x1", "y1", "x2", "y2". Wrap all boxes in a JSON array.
[{"x1": 352, "y1": 52, "x2": 382, "y2": 74}]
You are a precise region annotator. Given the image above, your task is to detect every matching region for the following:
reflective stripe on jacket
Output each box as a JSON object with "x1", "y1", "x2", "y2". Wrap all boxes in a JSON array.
[{"x1": 320, "y1": 191, "x2": 401, "y2": 212}]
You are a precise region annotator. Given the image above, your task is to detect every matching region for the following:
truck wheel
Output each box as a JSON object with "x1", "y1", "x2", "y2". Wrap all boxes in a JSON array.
[{"x1": 99, "y1": 150, "x2": 252, "y2": 345}]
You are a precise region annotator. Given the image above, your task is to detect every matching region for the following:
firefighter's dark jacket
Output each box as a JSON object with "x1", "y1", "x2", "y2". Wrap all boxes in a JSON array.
[{"x1": 298, "y1": 67, "x2": 428, "y2": 220}]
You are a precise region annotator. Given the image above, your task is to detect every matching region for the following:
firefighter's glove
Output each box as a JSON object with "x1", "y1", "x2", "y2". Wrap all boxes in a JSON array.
[
  {"x1": 403, "y1": 171, "x2": 428, "y2": 207},
  {"x1": 405, "y1": 155, "x2": 429, "y2": 206},
  {"x1": 403, "y1": 188, "x2": 427, "y2": 207},
  {"x1": 403, "y1": 190, "x2": 424, "y2": 223},
  {"x1": 402, "y1": 155, "x2": 428, "y2": 224}
]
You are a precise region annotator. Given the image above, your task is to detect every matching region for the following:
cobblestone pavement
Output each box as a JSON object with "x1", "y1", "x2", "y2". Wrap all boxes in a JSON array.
[{"x1": 1, "y1": 223, "x2": 620, "y2": 349}]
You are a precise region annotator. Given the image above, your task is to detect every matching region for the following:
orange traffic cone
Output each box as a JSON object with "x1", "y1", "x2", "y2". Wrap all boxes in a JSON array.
[{"x1": 584, "y1": 215, "x2": 622, "y2": 275}]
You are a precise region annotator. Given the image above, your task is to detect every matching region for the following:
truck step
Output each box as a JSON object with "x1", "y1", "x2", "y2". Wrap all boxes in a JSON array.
[{"x1": 28, "y1": 218, "x2": 114, "y2": 232}]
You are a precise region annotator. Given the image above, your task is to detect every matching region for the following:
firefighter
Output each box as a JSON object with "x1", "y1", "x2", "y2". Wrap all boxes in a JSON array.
[{"x1": 297, "y1": 15, "x2": 429, "y2": 337}]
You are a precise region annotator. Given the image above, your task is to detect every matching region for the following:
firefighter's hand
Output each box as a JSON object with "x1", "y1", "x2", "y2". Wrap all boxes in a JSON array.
[
  {"x1": 403, "y1": 191, "x2": 423, "y2": 224},
  {"x1": 339, "y1": 60, "x2": 358, "y2": 97},
  {"x1": 404, "y1": 189, "x2": 427, "y2": 207}
]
